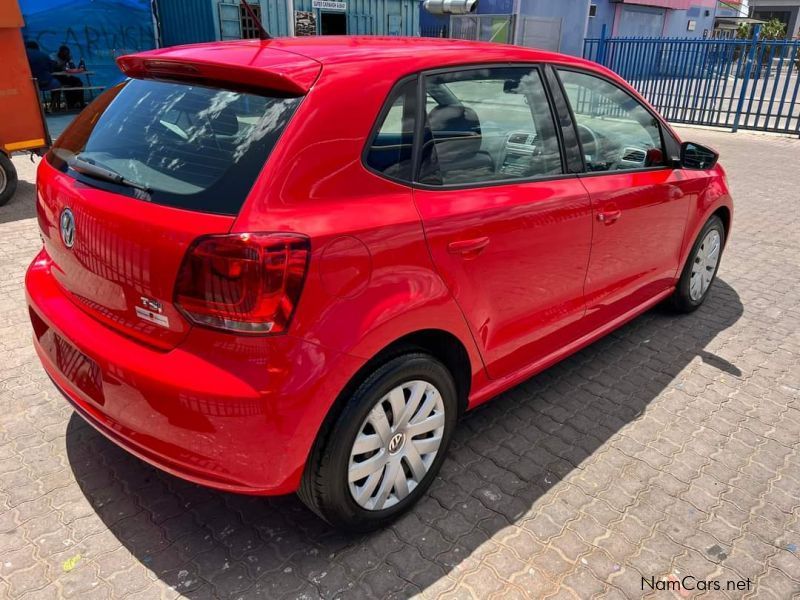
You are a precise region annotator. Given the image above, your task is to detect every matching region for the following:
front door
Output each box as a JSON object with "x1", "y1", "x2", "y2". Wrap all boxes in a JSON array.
[
  {"x1": 556, "y1": 69, "x2": 690, "y2": 330},
  {"x1": 413, "y1": 66, "x2": 593, "y2": 379}
]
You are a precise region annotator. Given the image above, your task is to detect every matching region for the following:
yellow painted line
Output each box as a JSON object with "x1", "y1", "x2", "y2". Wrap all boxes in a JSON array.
[{"x1": 4, "y1": 138, "x2": 46, "y2": 151}]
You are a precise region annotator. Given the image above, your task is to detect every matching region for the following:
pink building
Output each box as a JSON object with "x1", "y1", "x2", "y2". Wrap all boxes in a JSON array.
[{"x1": 587, "y1": 0, "x2": 720, "y2": 39}]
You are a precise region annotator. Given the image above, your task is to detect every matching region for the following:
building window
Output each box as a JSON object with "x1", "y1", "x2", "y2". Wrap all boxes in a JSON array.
[
  {"x1": 589, "y1": 4, "x2": 597, "y2": 18},
  {"x1": 240, "y1": 2, "x2": 263, "y2": 39}
]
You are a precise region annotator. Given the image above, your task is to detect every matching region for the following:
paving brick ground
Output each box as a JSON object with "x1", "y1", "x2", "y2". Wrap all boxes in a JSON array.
[{"x1": 1, "y1": 126, "x2": 799, "y2": 599}]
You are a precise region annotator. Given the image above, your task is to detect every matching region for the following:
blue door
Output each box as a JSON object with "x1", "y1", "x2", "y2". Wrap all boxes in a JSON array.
[{"x1": 158, "y1": 0, "x2": 217, "y2": 46}]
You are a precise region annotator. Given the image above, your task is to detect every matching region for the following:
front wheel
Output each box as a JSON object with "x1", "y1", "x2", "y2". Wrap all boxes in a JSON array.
[
  {"x1": 0, "y1": 153, "x2": 18, "y2": 207},
  {"x1": 670, "y1": 215, "x2": 725, "y2": 312},
  {"x1": 298, "y1": 353, "x2": 458, "y2": 531}
]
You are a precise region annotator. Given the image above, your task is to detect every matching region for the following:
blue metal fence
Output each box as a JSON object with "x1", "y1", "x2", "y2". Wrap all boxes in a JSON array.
[{"x1": 583, "y1": 28, "x2": 800, "y2": 135}]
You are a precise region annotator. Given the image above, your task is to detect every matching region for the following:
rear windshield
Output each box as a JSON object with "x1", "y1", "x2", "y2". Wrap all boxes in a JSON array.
[{"x1": 48, "y1": 78, "x2": 301, "y2": 215}]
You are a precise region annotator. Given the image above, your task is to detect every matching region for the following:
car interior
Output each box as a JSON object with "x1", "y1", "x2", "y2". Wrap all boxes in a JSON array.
[
  {"x1": 559, "y1": 73, "x2": 666, "y2": 172},
  {"x1": 419, "y1": 72, "x2": 564, "y2": 185},
  {"x1": 49, "y1": 79, "x2": 301, "y2": 214},
  {"x1": 368, "y1": 68, "x2": 667, "y2": 188}
]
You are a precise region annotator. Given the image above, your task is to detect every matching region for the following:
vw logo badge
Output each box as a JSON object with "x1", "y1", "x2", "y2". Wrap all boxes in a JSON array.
[
  {"x1": 60, "y1": 208, "x2": 76, "y2": 248},
  {"x1": 388, "y1": 432, "x2": 405, "y2": 454}
]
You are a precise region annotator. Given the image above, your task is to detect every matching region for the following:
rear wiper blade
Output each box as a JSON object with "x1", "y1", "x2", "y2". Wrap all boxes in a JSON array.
[{"x1": 68, "y1": 156, "x2": 152, "y2": 194}]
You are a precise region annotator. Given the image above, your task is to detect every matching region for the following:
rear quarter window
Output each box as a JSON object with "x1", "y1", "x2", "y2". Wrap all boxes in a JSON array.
[
  {"x1": 48, "y1": 79, "x2": 301, "y2": 215},
  {"x1": 364, "y1": 78, "x2": 417, "y2": 183}
]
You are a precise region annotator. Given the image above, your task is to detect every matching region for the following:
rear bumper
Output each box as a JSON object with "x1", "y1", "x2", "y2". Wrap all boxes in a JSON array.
[{"x1": 26, "y1": 249, "x2": 362, "y2": 495}]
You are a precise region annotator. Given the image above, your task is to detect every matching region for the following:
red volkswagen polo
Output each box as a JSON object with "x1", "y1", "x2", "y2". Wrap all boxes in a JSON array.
[{"x1": 26, "y1": 37, "x2": 732, "y2": 530}]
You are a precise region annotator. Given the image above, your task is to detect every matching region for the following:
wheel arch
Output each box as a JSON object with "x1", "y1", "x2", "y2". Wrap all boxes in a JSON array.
[
  {"x1": 712, "y1": 205, "x2": 731, "y2": 245},
  {"x1": 331, "y1": 328, "x2": 473, "y2": 425},
  {"x1": 677, "y1": 173, "x2": 733, "y2": 277},
  {"x1": 303, "y1": 327, "x2": 473, "y2": 475},
  {"x1": 377, "y1": 329, "x2": 472, "y2": 414}
]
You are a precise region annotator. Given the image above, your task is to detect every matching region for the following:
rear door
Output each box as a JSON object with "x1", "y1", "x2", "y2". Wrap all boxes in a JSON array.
[
  {"x1": 38, "y1": 76, "x2": 302, "y2": 349},
  {"x1": 412, "y1": 66, "x2": 593, "y2": 379},
  {"x1": 555, "y1": 68, "x2": 690, "y2": 330}
]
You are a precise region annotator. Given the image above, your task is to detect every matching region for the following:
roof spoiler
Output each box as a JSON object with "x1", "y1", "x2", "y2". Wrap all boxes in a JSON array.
[{"x1": 117, "y1": 47, "x2": 321, "y2": 95}]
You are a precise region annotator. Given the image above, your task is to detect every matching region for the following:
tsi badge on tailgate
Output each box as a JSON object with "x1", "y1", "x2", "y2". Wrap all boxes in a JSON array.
[{"x1": 136, "y1": 296, "x2": 169, "y2": 328}]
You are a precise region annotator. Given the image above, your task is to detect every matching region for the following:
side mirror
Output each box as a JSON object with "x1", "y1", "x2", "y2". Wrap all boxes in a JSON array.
[{"x1": 680, "y1": 141, "x2": 718, "y2": 170}]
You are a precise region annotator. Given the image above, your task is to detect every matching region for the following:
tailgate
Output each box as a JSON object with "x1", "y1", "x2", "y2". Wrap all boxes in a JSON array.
[
  {"x1": 36, "y1": 64, "x2": 305, "y2": 350},
  {"x1": 37, "y1": 159, "x2": 233, "y2": 349}
]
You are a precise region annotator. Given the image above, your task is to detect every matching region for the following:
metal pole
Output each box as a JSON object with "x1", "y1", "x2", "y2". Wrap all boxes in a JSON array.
[
  {"x1": 732, "y1": 23, "x2": 761, "y2": 132},
  {"x1": 598, "y1": 24, "x2": 608, "y2": 66},
  {"x1": 240, "y1": 0, "x2": 271, "y2": 39},
  {"x1": 287, "y1": 0, "x2": 295, "y2": 35}
]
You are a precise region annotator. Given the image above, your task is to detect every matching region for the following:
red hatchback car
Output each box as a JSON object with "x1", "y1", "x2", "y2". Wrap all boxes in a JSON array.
[{"x1": 26, "y1": 37, "x2": 732, "y2": 530}]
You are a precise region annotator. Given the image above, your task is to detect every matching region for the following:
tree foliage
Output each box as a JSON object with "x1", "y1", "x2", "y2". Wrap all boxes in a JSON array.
[{"x1": 737, "y1": 18, "x2": 787, "y2": 40}]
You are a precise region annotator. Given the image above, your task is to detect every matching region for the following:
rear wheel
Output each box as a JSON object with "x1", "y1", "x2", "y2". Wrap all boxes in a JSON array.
[
  {"x1": 670, "y1": 215, "x2": 725, "y2": 313},
  {"x1": 298, "y1": 353, "x2": 458, "y2": 531},
  {"x1": 0, "y1": 153, "x2": 18, "y2": 207}
]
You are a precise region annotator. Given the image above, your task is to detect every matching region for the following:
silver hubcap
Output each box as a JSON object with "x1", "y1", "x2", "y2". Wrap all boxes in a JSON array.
[
  {"x1": 348, "y1": 380, "x2": 445, "y2": 511},
  {"x1": 0, "y1": 165, "x2": 7, "y2": 195},
  {"x1": 690, "y1": 229, "x2": 721, "y2": 301}
]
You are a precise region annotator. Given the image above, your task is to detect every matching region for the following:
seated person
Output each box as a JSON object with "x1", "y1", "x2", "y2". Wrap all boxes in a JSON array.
[
  {"x1": 25, "y1": 41, "x2": 60, "y2": 92},
  {"x1": 54, "y1": 45, "x2": 85, "y2": 109}
]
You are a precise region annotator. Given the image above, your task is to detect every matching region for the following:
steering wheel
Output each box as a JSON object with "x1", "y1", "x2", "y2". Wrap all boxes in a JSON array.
[{"x1": 576, "y1": 124, "x2": 599, "y2": 161}]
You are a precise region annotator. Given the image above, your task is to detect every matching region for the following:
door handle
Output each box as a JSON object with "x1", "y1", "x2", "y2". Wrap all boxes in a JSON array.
[
  {"x1": 447, "y1": 236, "x2": 490, "y2": 258},
  {"x1": 597, "y1": 208, "x2": 622, "y2": 225}
]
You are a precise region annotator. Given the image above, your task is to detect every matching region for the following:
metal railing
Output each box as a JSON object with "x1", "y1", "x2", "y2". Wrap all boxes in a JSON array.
[
  {"x1": 420, "y1": 25, "x2": 448, "y2": 38},
  {"x1": 420, "y1": 15, "x2": 515, "y2": 43},
  {"x1": 583, "y1": 27, "x2": 800, "y2": 135}
]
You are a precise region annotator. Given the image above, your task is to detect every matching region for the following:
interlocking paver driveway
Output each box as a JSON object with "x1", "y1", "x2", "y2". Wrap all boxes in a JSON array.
[{"x1": 1, "y1": 127, "x2": 798, "y2": 599}]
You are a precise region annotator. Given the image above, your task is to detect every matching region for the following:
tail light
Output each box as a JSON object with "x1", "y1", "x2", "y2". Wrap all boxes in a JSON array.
[{"x1": 175, "y1": 233, "x2": 310, "y2": 334}]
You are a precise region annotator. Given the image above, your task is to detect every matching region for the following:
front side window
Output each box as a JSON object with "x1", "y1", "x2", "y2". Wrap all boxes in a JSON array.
[
  {"x1": 365, "y1": 78, "x2": 417, "y2": 182},
  {"x1": 419, "y1": 67, "x2": 562, "y2": 186},
  {"x1": 558, "y1": 70, "x2": 665, "y2": 172}
]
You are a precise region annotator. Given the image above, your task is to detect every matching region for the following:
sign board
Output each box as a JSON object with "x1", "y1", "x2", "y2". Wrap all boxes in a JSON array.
[{"x1": 312, "y1": 0, "x2": 346, "y2": 10}]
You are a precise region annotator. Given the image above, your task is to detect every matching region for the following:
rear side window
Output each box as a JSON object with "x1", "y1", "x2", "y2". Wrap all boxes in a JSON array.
[
  {"x1": 418, "y1": 67, "x2": 563, "y2": 186},
  {"x1": 365, "y1": 78, "x2": 417, "y2": 183},
  {"x1": 48, "y1": 79, "x2": 301, "y2": 215}
]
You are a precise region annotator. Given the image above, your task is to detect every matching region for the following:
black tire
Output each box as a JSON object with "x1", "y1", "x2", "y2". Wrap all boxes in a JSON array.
[
  {"x1": 298, "y1": 353, "x2": 458, "y2": 532},
  {"x1": 670, "y1": 215, "x2": 725, "y2": 313},
  {"x1": 0, "y1": 153, "x2": 18, "y2": 207}
]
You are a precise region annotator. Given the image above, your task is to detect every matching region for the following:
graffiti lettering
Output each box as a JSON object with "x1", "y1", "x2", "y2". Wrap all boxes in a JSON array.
[{"x1": 31, "y1": 25, "x2": 153, "y2": 59}]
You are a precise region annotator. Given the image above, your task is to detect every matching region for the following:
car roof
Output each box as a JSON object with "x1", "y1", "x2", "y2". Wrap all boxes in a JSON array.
[
  {"x1": 136, "y1": 36, "x2": 596, "y2": 70},
  {"x1": 263, "y1": 36, "x2": 590, "y2": 66},
  {"x1": 120, "y1": 36, "x2": 616, "y2": 96}
]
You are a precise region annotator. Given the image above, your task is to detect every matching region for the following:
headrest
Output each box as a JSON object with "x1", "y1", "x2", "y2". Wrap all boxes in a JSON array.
[
  {"x1": 207, "y1": 106, "x2": 239, "y2": 137},
  {"x1": 428, "y1": 105, "x2": 482, "y2": 157},
  {"x1": 424, "y1": 105, "x2": 481, "y2": 170},
  {"x1": 428, "y1": 104, "x2": 482, "y2": 137}
]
